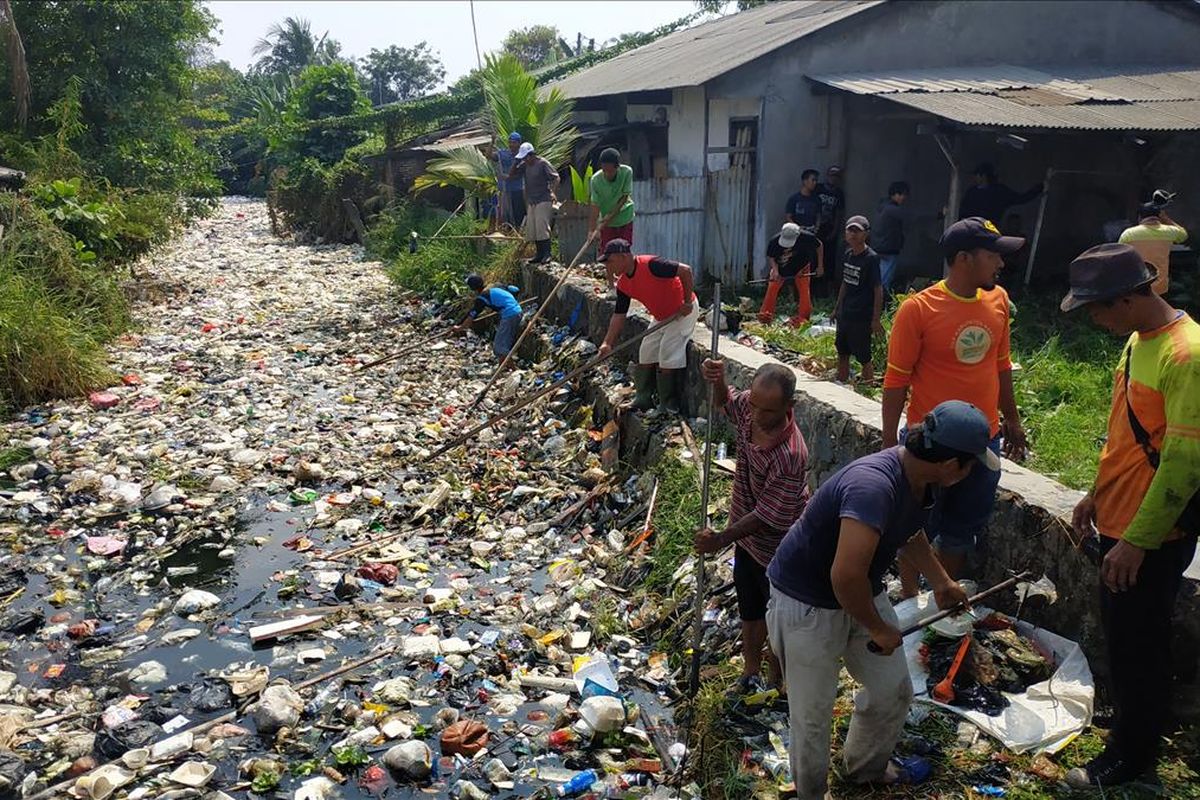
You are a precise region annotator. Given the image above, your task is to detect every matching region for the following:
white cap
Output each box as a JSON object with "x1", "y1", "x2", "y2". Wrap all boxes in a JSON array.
[
  {"x1": 778, "y1": 222, "x2": 801, "y2": 248},
  {"x1": 515, "y1": 142, "x2": 535, "y2": 160}
]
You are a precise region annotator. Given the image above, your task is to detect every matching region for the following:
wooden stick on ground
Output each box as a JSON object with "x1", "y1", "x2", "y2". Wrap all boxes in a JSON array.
[
  {"x1": 466, "y1": 228, "x2": 600, "y2": 412},
  {"x1": 425, "y1": 309, "x2": 685, "y2": 462}
]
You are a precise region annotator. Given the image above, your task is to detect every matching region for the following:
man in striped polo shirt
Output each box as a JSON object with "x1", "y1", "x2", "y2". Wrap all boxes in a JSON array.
[{"x1": 695, "y1": 357, "x2": 810, "y2": 693}]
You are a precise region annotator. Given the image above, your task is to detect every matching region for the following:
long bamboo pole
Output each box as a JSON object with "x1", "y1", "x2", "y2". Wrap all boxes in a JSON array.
[
  {"x1": 687, "y1": 282, "x2": 721, "y2": 698},
  {"x1": 466, "y1": 228, "x2": 600, "y2": 412},
  {"x1": 425, "y1": 308, "x2": 685, "y2": 462}
]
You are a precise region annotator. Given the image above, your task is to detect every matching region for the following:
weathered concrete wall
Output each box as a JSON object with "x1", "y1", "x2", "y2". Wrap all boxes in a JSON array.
[{"x1": 522, "y1": 262, "x2": 1200, "y2": 717}]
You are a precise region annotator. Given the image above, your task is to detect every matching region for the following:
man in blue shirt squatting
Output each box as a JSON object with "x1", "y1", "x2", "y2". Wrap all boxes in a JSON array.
[
  {"x1": 453, "y1": 274, "x2": 524, "y2": 361},
  {"x1": 766, "y1": 400, "x2": 991, "y2": 799}
]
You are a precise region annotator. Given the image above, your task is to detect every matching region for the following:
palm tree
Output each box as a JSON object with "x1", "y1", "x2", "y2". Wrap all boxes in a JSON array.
[
  {"x1": 251, "y1": 16, "x2": 338, "y2": 77},
  {"x1": 413, "y1": 54, "x2": 578, "y2": 201},
  {"x1": 0, "y1": 0, "x2": 29, "y2": 130}
]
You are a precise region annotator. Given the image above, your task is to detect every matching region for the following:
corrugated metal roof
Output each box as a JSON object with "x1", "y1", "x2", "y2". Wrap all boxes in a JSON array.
[
  {"x1": 547, "y1": 1, "x2": 882, "y2": 99},
  {"x1": 810, "y1": 65, "x2": 1200, "y2": 130}
]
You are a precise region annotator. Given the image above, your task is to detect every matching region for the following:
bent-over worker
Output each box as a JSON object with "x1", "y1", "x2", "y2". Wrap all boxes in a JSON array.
[
  {"x1": 695, "y1": 358, "x2": 809, "y2": 694},
  {"x1": 453, "y1": 274, "x2": 524, "y2": 360},
  {"x1": 596, "y1": 238, "x2": 697, "y2": 415},
  {"x1": 767, "y1": 400, "x2": 989, "y2": 800},
  {"x1": 588, "y1": 147, "x2": 635, "y2": 252}
]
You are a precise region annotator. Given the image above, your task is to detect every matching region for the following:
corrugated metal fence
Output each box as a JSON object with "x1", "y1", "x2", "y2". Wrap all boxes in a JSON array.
[{"x1": 630, "y1": 166, "x2": 754, "y2": 287}]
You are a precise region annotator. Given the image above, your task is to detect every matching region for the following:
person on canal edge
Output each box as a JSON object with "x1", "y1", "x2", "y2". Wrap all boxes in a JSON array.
[
  {"x1": 694, "y1": 357, "x2": 810, "y2": 694},
  {"x1": 757, "y1": 222, "x2": 823, "y2": 326},
  {"x1": 596, "y1": 239, "x2": 697, "y2": 415},
  {"x1": 831, "y1": 214, "x2": 883, "y2": 384},
  {"x1": 588, "y1": 147, "x2": 635, "y2": 252},
  {"x1": 508, "y1": 141, "x2": 559, "y2": 264},
  {"x1": 766, "y1": 400, "x2": 985, "y2": 800},
  {"x1": 882, "y1": 217, "x2": 1028, "y2": 597},
  {"x1": 453, "y1": 274, "x2": 525, "y2": 361},
  {"x1": 1119, "y1": 197, "x2": 1188, "y2": 296},
  {"x1": 1061, "y1": 243, "x2": 1200, "y2": 789},
  {"x1": 494, "y1": 132, "x2": 526, "y2": 229}
]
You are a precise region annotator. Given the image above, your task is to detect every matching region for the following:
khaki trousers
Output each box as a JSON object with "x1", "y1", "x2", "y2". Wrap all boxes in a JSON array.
[{"x1": 765, "y1": 586, "x2": 913, "y2": 800}]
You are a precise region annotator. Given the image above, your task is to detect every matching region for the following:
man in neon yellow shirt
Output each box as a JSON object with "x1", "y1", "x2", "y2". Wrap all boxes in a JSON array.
[
  {"x1": 1061, "y1": 243, "x2": 1200, "y2": 789},
  {"x1": 1119, "y1": 202, "x2": 1187, "y2": 295},
  {"x1": 589, "y1": 148, "x2": 635, "y2": 254}
]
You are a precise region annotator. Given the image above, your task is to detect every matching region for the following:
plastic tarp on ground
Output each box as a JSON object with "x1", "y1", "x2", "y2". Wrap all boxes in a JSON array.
[{"x1": 895, "y1": 593, "x2": 1094, "y2": 754}]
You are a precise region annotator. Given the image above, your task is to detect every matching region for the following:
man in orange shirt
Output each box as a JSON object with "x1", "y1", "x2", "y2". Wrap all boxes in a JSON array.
[{"x1": 882, "y1": 218, "x2": 1028, "y2": 594}]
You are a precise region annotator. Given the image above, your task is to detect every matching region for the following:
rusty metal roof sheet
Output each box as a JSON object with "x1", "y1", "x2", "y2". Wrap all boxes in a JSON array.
[
  {"x1": 547, "y1": 0, "x2": 882, "y2": 99},
  {"x1": 811, "y1": 64, "x2": 1200, "y2": 130}
]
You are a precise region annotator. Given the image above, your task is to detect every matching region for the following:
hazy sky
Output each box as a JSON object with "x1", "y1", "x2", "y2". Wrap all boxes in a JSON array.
[{"x1": 208, "y1": 1, "x2": 702, "y2": 83}]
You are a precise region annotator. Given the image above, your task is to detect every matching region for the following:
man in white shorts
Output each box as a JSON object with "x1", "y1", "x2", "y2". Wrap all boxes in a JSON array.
[{"x1": 597, "y1": 239, "x2": 697, "y2": 414}]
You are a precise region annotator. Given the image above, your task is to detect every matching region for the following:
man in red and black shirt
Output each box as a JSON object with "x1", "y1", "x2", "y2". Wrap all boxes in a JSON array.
[
  {"x1": 598, "y1": 239, "x2": 698, "y2": 414},
  {"x1": 695, "y1": 357, "x2": 810, "y2": 693}
]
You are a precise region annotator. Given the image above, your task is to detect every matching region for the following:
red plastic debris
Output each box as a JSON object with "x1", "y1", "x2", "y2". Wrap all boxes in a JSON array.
[
  {"x1": 356, "y1": 563, "x2": 398, "y2": 585},
  {"x1": 358, "y1": 764, "x2": 388, "y2": 793},
  {"x1": 88, "y1": 392, "x2": 120, "y2": 410},
  {"x1": 121, "y1": 374, "x2": 142, "y2": 386},
  {"x1": 201, "y1": 323, "x2": 218, "y2": 333}
]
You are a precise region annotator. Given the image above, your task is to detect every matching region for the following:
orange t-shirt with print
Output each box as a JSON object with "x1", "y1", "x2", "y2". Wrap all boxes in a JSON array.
[{"x1": 883, "y1": 280, "x2": 1013, "y2": 435}]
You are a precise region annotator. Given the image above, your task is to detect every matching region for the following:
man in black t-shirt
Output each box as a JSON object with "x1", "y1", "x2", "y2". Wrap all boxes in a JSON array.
[
  {"x1": 784, "y1": 169, "x2": 822, "y2": 231},
  {"x1": 758, "y1": 223, "x2": 823, "y2": 326},
  {"x1": 832, "y1": 215, "x2": 883, "y2": 383},
  {"x1": 815, "y1": 165, "x2": 846, "y2": 297}
]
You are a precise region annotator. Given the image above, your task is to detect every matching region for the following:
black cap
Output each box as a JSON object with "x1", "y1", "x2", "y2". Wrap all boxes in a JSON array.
[
  {"x1": 598, "y1": 238, "x2": 632, "y2": 262},
  {"x1": 466, "y1": 273, "x2": 484, "y2": 291},
  {"x1": 1060, "y1": 243, "x2": 1157, "y2": 312},
  {"x1": 941, "y1": 217, "x2": 1025, "y2": 260}
]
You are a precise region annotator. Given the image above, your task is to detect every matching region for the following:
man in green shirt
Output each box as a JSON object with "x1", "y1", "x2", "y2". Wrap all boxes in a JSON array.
[
  {"x1": 589, "y1": 148, "x2": 635, "y2": 255},
  {"x1": 1119, "y1": 201, "x2": 1188, "y2": 296}
]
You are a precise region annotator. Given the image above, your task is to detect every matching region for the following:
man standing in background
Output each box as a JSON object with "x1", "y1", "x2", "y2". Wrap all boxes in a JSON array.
[
  {"x1": 816, "y1": 165, "x2": 846, "y2": 293},
  {"x1": 873, "y1": 181, "x2": 909, "y2": 292},
  {"x1": 589, "y1": 147, "x2": 635, "y2": 252},
  {"x1": 883, "y1": 218, "x2": 1028, "y2": 595},
  {"x1": 832, "y1": 215, "x2": 883, "y2": 384},
  {"x1": 1120, "y1": 198, "x2": 1187, "y2": 295},
  {"x1": 509, "y1": 142, "x2": 559, "y2": 264},
  {"x1": 785, "y1": 169, "x2": 823, "y2": 233},
  {"x1": 959, "y1": 162, "x2": 1043, "y2": 224},
  {"x1": 758, "y1": 222, "x2": 823, "y2": 326},
  {"x1": 495, "y1": 132, "x2": 526, "y2": 230}
]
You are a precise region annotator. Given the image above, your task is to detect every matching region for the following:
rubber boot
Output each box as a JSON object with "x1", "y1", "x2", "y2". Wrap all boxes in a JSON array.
[
  {"x1": 656, "y1": 369, "x2": 681, "y2": 415},
  {"x1": 631, "y1": 364, "x2": 657, "y2": 411},
  {"x1": 533, "y1": 239, "x2": 551, "y2": 263}
]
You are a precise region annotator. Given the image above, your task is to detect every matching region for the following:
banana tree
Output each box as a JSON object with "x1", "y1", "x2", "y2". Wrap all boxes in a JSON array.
[{"x1": 413, "y1": 53, "x2": 579, "y2": 201}]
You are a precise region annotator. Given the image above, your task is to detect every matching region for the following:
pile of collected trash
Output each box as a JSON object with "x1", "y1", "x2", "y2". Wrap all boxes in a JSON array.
[
  {"x1": 0, "y1": 200, "x2": 715, "y2": 799},
  {"x1": 920, "y1": 613, "x2": 1056, "y2": 716}
]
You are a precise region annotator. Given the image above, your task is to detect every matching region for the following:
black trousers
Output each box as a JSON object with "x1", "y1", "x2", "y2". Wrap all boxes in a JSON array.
[
  {"x1": 507, "y1": 190, "x2": 527, "y2": 228},
  {"x1": 1098, "y1": 535, "x2": 1197, "y2": 769}
]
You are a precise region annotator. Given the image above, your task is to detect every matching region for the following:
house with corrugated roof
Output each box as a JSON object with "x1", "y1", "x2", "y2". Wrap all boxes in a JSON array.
[{"x1": 550, "y1": 0, "x2": 1200, "y2": 290}]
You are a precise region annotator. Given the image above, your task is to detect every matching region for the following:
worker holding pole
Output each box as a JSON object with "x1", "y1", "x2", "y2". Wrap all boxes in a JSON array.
[
  {"x1": 453, "y1": 274, "x2": 525, "y2": 361},
  {"x1": 596, "y1": 239, "x2": 697, "y2": 415},
  {"x1": 588, "y1": 147, "x2": 635, "y2": 252},
  {"x1": 695, "y1": 358, "x2": 809, "y2": 694},
  {"x1": 766, "y1": 400, "x2": 990, "y2": 800}
]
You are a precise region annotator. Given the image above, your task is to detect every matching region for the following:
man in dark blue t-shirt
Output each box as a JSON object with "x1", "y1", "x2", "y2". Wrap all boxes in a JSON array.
[{"x1": 766, "y1": 400, "x2": 995, "y2": 800}]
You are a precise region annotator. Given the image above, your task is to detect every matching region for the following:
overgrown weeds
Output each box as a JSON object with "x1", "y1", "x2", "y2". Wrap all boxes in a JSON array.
[{"x1": 368, "y1": 201, "x2": 522, "y2": 303}]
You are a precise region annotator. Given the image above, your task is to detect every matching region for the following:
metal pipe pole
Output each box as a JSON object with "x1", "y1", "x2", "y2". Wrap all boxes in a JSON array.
[
  {"x1": 1023, "y1": 167, "x2": 1055, "y2": 287},
  {"x1": 425, "y1": 308, "x2": 685, "y2": 462},
  {"x1": 687, "y1": 281, "x2": 721, "y2": 698}
]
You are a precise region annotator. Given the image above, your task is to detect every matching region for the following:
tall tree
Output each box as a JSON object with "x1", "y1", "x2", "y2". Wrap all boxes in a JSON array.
[
  {"x1": 251, "y1": 16, "x2": 340, "y2": 77},
  {"x1": 359, "y1": 43, "x2": 445, "y2": 106},
  {"x1": 0, "y1": 0, "x2": 28, "y2": 129},
  {"x1": 501, "y1": 25, "x2": 562, "y2": 69}
]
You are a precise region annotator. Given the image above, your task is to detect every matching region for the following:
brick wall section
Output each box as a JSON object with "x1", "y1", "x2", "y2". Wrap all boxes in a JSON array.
[{"x1": 523, "y1": 262, "x2": 1200, "y2": 717}]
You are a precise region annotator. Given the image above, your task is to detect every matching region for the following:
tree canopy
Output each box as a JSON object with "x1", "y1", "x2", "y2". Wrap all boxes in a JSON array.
[
  {"x1": 500, "y1": 25, "x2": 562, "y2": 69},
  {"x1": 359, "y1": 43, "x2": 445, "y2": 106},
  {"x1": 251, "y1": 16, "x2": 341, "y2": 77}
]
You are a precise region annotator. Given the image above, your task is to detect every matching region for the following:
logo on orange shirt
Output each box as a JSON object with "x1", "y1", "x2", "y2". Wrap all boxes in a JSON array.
[{"x1": 954, "y1": 323, "x2": 992, "y2": 364}]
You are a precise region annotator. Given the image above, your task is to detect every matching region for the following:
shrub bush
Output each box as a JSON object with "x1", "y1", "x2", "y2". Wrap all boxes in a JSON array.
[{"x1": 0, "y1": 196, "x2": 123, "y2": 409}]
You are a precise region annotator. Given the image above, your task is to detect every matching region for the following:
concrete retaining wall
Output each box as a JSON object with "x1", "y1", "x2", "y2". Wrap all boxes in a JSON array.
[{"x1": 522, "y1": 262, "x2": 1200, "y2": 717}]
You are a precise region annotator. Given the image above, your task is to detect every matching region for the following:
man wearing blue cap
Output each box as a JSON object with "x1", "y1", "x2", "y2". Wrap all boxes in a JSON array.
[
  {"x1": 453, "y1": 274, "x2": 524, "y2": 360},
  {"x1": 766, "y1": 400, "x2": 988, "y2": 800},
  {"x1": 494, "y1": 133, "x2": 526, "y2": 229}
]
